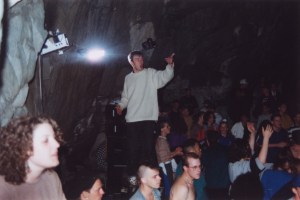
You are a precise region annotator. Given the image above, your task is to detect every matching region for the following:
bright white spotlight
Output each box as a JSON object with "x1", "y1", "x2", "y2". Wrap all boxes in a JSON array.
[{"x1": 86, "y1": 48, "x2": 105, "y2": 62}]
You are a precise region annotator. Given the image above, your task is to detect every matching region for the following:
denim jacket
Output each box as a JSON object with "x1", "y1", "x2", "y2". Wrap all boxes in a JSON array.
[{"x1": 129, "y1": 188, "x2": 161, "y2": 200}]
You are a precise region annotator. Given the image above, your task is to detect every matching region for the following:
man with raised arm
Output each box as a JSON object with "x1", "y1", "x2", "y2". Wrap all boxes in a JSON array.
[{"x1": 116, "y1": 50, "x2": 175, "y2": 185}]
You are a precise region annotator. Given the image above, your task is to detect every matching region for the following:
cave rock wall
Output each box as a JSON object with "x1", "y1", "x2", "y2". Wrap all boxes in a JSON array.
[{"x1": 0, "y1": 0, "x2": 47, "y2": 125}]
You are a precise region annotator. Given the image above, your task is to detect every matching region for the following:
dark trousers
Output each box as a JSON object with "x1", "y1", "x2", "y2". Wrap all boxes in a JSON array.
[
  {"x1": 160, "y1": 162, "x2": 174, "y2": 198},
  {"x1": 206, "y1": 188, "x2": 229, "y2": 200},
  {"x1": 126, "y1": 120, "x2": 156, "y2": 176}
]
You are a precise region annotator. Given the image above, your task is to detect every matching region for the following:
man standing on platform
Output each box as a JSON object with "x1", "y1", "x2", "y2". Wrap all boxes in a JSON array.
[{"x1": 116, "y1": 50, "x2": 175, "y2": 186}]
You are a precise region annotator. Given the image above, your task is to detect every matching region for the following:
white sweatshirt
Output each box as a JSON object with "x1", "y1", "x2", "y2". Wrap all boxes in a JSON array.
[{"x1": 119, "y1": 64, "x2": 174, "y2": 122}]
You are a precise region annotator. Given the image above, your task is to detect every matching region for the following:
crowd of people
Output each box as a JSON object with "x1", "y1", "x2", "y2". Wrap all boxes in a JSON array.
[
  {"x1": 114, "y1": 50, "x2": 300, "y2": 200},
  {"x1": 143, "y1": 78, "x2": 300, "y2": 200}
]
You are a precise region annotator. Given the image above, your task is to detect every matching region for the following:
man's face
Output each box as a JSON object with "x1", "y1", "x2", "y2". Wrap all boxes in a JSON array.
[
  {"x1": 279, "y1": 104, "x2": 287, "y2": 113},
  {"x1": 272, "y1": 116, "x2": 282, "y2": 130},
  {"x1": 161, "y1": 123, "x2": 171, "y2": 135},
  {"x1": 88, "y1": 179, "x2": 105, "y2": 200},
  {"x1": 131, "y1": 55, "x2": 144, "y2": 72},
  {"x1": 219, "y1": 123, "x2": 229, "y2": 135},
  {"x1": 142, "y1": 168, "x2": 161, "y2": 189},
  {"x1": 184, "y1": 158, "x2": 201, "y2": 180},
  {"x1": 181, "y1": 108, "x2": 190, "y2": 117},
  {"x1": 208, "y1": 114, "x2": 215, "y2": 124},
  {"x1": 291, "y1": 144, "x2": 300, "y2": 159},
  {"x1": 294, "y1": 114, "x2": 300, "y2": 125},
  {"x1": 28, "y1": 123, "x2": 60, "y2": 171}
]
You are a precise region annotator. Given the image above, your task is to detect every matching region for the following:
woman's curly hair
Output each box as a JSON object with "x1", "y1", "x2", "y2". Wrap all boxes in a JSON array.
[{"x1": 0, "y1": 116, "x2": 64, "y2": 185}]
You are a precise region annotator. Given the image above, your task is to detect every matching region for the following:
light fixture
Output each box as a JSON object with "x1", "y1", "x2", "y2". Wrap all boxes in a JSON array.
[
  {"x1": 40, "y1": 30, "x2": 69, "y2": 55},
  {"x1": 85, "y1": 48, "x2": 106, "y2": 62}
]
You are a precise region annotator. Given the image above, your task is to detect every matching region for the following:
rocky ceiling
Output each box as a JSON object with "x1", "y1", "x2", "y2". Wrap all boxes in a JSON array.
[{"x1": 0, "y1": 0, "x2": 299, "y2": 140}]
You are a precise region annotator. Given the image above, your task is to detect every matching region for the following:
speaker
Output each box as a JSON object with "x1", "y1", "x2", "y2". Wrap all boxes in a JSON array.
[
  {"x1": 105, "y1": 103, "x2": 126, "y2": 136},
  {"x1": 105, "y1": 103, "x2": 128, "y2": 194}
]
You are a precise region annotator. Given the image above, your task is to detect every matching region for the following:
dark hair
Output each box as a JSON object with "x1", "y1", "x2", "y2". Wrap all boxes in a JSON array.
[
  {"x1": 179, "y1": 104, "x2": 192, "y2": 115},
  {"x1": 128, "y1": 50, "x2": 143, "y2": 62},
  {"x1": 257, "y1": 120, "x2": 272, "y2": 140},
  {"x1": 183, "y1": 138, "x2": 200, "y2": 154},
  {"x1": 239, "y1": 113, "x2": 249, "y2": 120},
  {"x1": 193, "y1": 111, "x2": 205, "y2": 124},
  {"x1": 206, "y1": 130, "x2": 220, "y2": 146},
  {"x1": 138, "y1": 160, "x2": 159, "y2": 170},
  {"x1": 219, "y1": 120, "x2": 229, "y2": 129},
  {"x1": 271, "y1": 113, "x2": 281, "y2": 121},
  {"x1": 0, "y1": 116, "x2": 63, "y2": 185},
  {"x1": 230, "y1": 172, "x2": 264, "y2": 200},
  {"x1": 65, "y1": 175, "x2": 104, "y2": 199},
  {"x1": 277, "y1": 101, "x2": 287, "y2": 108},
  {"x1": 228, "y1": 139, "x2": 251, "y2": 163},
  {"x1": 136, "y1": 160, "x2": 159, "y2": 185},
  {"x1": 203, "y1": 111, "x2": 215, "y2": 125},
  {"x1": 273, "y1": 147, "x2": 296, "y2": 173},
  {"x1": 289, "y1": 129, "x2": 300, "y2": 146},
  {"x1": 157, "y1": 117, "x2": 170, "y2": 134},
  {"x1": 183, "y1": 152, "x2": 200, "y2": 167}
]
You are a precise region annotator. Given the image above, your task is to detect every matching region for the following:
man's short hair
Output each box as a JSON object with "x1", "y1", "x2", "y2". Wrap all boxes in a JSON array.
[
  {"x1": 206, "y1": 130, "x2": 220, "y2": 146},
  {"x1": 229, "y1": 139, "x2": 251, "y2": 163},
  {"x1": 128, "y1": 50, "x2": 143, "y2": 62},
  {"x1": 271, "y1": 113, "x2": 281, "y2": 121},
  {"x1": 136, "y1": 160, "x2": 159, "y2": 180},
  {"x1": 183, "y1": 139, "x2": 199, "y2": 154},
  {"x1": 157, "y1": 117, "x2": 170, "y2": 135},
  {"x1": 183, "y1": 152, "x2": 200, "y2": 167}
]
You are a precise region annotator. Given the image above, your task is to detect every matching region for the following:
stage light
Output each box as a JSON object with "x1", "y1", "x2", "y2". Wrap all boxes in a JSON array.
[{"x1": 86, "y1": 48, "x2": 105, "y2": 62}]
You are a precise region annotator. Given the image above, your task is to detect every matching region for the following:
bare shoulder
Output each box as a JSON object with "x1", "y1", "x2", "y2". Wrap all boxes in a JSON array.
[{"x1": 170, "y1": 179, "x2": 189, "y2": 200}]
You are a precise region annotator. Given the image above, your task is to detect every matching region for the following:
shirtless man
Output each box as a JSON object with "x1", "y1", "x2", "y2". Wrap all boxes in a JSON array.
[{"x1": 170, "y1": 152, "x2": 201, "y2": 200}]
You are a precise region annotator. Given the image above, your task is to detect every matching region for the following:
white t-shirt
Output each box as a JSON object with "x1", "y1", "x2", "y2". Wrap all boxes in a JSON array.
[{"x1": 231, "y1": 122, "x2": 244, "y2": 139}]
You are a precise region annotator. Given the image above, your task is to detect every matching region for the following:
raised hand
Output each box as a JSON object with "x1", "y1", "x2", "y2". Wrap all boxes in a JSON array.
[
  {"x1": 247, "y1": 122, "x2": 256, "y2": 134},
  {"x1": 262, "y1": 124, "x2": 273, "y2": 139},
  {"x1": 165, "y1": 53, "x2": 175, "y2": 65}
]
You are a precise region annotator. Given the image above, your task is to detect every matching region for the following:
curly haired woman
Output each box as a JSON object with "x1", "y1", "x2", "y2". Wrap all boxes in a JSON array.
[{"x1": 0, "y1": 116, "x2": 66, "y2": 200}]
